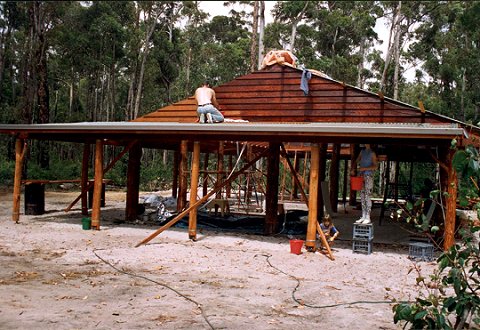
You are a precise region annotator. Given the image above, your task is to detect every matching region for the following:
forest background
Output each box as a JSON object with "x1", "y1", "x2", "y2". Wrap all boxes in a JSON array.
[{"x1": 0, "y1": 1, "x2": 479, "y2": 193}]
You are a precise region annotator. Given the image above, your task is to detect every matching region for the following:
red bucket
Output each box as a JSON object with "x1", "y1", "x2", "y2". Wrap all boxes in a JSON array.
[
  {"x1": 350, "y1": 176, "x2": 364, "y2": 191},
  {"x1": 290, "y1": 239, "x2": 304, "y2": 255}
]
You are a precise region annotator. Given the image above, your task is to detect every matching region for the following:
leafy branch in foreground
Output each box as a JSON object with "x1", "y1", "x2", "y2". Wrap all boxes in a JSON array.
[
  {"x1": 393, "y1": 143, "x2": 480, "y2": 329},
  {"x1": 393, "y1": 220, "x2": 480, "y2": 329}
]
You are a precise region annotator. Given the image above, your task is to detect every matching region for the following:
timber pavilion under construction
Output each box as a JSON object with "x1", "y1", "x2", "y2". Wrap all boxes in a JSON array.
[{"x1": 1, "y1": 57, "x2": 479, "y2": 257}]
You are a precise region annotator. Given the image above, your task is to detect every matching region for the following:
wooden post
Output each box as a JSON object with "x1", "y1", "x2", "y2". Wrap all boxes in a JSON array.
[
  {"x1": 12, "y1": 138, "x2": 26, "y2": 223},
  {"x1": 226, "y1": 155, "x2": 233, "y2": 198},
  {"x1": 280, "y1": 144, "x2": 308, "y2": 203},
  {"x1": 177, "y1": 140, "x2": 188, "y2": 212},
  {"x1": 280, "y1": 158, "x2": 287, "y2": 201},
  {"x1": 91, "y1": 139, "x2": 104, "y2": 230},
  {"x1": 306, "y1": 144, "x2": 320, "y2": 250},
  {"x1": 65, "y1": 141, "x2": 136, "y2": 212},
  {"x1": 202, "y1": 153, "x2": 209, "y2": 198},
  {"x1": 126, "y1": 143, "x2": 142, "y2": 221},
  {"x1": 443, "y1": 148, "x2": 457, "y2": 250},
  {"x1": 291, "y1": 151, "x2": 299, "y2": 199},
  {"x1": 189, "y1": 142, "x2": 201, "y2": 240},
  {"x1": 136, "y1": 148, "x2": 269, "y2": 247},
  {"x1": 172, "y1": 149, "x2": 179, "y2": 198},
  {"x1": 342, "y1": 159, "x2": 348, "y2": 211},
  {"x1": 216, "y1": 141, "x2": 224, "y2": 199},
  {"x1": 329, "y1": 143, "x2": 340, "y2": 213},
  {"x1": 81, "y1": 143, "x2": 90, "y2": 215},
  {"x1": 280, "y1": 144, "x2": 333, "y2": 260},
  {"x1": 265, "y1": 142, "x2": 280, "y2": 235},
  {"x1": 349, "y1": 144, "x2": 359, "y2": 206},
  {"x1": 318, "y1": 143, "x2": 328, "y2": 217}
]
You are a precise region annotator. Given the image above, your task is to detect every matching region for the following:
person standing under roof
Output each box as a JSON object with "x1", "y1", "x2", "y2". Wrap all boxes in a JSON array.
[
  {"x1": 195, "y1": 79, "x2": 224, "y2": 123},
  {"x1": 351, "y1": 144, "x2": 378, "y2": 224}
]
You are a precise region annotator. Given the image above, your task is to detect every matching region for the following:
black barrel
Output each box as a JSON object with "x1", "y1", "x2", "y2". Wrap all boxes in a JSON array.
[{"x1": 24, "y1": 183, "x2": 45, "y2": 215}]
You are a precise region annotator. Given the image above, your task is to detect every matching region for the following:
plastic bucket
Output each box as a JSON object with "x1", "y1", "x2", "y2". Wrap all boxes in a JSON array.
[
  {"x1": 350, "y1": 176, "x2": 364, "y2": 191},
  {"x1": 82, "y1": 217, "x2": 91, "y2": 230},
  {"x1": 290, "y1": 239, "x2": 304, "y2": 255}
]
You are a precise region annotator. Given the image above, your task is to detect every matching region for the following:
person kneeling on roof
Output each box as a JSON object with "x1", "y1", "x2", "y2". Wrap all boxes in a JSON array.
[{"x1": 195, "y1": 79, "x2": 224, "y2": 123}]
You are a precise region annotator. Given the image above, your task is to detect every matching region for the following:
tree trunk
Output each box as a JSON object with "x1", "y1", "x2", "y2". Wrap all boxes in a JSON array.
[
  {"x1": 357, "y1": 37, "x2": 366, "y2": 88},
  {"x1": 380, "y1": 1, "x2": 401, "y2": 92},
  {"x1": 250, "y1": 1, "x2": 259, "y2": 72},
  {"x1": 257, "y1": 1, "x2": 265, "y2": 70},
  {"x1": 392, "y1": 9, "x2": 401, "y2": 100},
  {"x1": 289, "y1": 1, "x2": 309, "y2": 52},
  {"x1": 0, "y1": 17, "x2": 12, "y2": 100}
]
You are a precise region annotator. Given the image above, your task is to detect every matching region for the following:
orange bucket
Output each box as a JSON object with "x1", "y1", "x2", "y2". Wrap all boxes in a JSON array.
[
  {"x1": 350, "y1": 176, "x2": 364, "y2": 191},
  {"x1": 290, "y1": 239, "x2": 304, "y2": 255}
]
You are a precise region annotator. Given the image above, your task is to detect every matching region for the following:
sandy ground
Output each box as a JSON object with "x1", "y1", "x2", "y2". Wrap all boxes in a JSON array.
[{"x1": 0, "y1": 188, "x2": 438, "y2": 330}]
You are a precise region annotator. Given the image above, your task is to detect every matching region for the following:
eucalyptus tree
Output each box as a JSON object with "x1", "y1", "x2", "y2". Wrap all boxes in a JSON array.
[
  {"x1": 407, "y1": 1, "x2": 480, "y2": 122},
  {"x1": 271, "y1": 1, "x2": 310, "y2": 52},
  {"x1": 292, "y1": 1, "x2": 381, "y2": 85}
]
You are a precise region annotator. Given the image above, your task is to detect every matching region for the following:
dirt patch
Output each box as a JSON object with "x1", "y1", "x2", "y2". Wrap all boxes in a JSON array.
[{"x1": 0, "y1": 189, "x2": 437, "y2": 329}]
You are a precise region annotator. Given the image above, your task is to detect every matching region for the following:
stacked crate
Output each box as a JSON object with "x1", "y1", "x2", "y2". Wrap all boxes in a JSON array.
[
  {"x1": 408, "y1": 242, "x2": 434, "y2": 261},
  {"x1": 352, "y1": 223, "x2": 374, "y2": 254}
]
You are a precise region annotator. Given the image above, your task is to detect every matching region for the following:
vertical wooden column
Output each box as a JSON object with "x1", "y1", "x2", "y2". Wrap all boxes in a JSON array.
[
  {"x1": 349, "y1": 144, "x2": 359, "y2": 206},
  {"x1": 342, "y1": 159, "x2": 349, "y2": 209},
  {"x1": 291, "y1": 151, "x2": 299, "y2": 199},
  {"x1": 12, "y1": 138, "x2": 26, "y2": 223},
  {"x1": 443, "y1": 148, "x2": 457, "y2": 250},
  {"x1": 264, "y1": 142, "x2": 280, "y2": 235},
  {"x1": 394, "y1": 161, "x2": 400, "y2": 201},
  {"x1": 81, "y1": 143, "x2": 90, "y2": 215},
  {"x1": 189, "y1": 142, "x2": 201, "y2": 240},
  {"x1": 202, "y1": 153, "x2": 209, "y2": 198},
  {"x1": 306, "y1": 144, "x2": 320, "y2": 250},
  {"x1": 177, "y1": 141, "x2": 188, "y2": 212},
  {"x1": 317, "y1": 143, "x2": 328, "y2": 217},
  {"x1": 91, "y1": 139, "x2": 104, "y2": 230},
  {"x1": 329, "y1": 143, "x2": 340, "y2": 213},
  {"x1": 245, "y1": 145, "x2": 253, "y2": 202},
  {"x1": 172, "y1": 149, "x2": 179, "y2": 198},
  {"x1": 226, "y1": 155, "x2": 233, "y2": 198},
  {"x1": 126, "y1": 143, "x2": 142, "y2": 221},
  {"x1": 216, "y1": 141, "x2": 224, "y2": 199}
]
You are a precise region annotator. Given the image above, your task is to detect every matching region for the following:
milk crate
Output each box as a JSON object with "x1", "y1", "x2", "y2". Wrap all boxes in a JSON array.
[
  {"x1": 409, "y1": 242, "x2": 434, "y2": 261},
  {"x1": 352, "y1": 238, "x2": 373, "y2": 255},
  {"x1": 353, "y1": 223, "x2": 374, "y2": 240}
]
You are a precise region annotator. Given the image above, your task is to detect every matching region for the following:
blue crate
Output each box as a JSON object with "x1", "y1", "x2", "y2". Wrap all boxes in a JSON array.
[
  {"x1": 352, "y1": 238, "x2": 373, "y2": 255},
  {"x1": 353, "y1": 223, "x2": 374, "y2": 240},
  {"x1": 409, "y1": 242, "x2": 434, "y2": 261}
]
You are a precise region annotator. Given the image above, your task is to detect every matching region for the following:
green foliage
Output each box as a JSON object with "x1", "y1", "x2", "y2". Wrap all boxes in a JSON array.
[
  {"x1": 393, "y1": 144, "x2": 480, "y2": 329},
  {"x1": 393, "y1": 222, "x2": 480, "y2": 329},
  {"x1": 0, "y1": 159, "x2": 15, "y2": 186}
]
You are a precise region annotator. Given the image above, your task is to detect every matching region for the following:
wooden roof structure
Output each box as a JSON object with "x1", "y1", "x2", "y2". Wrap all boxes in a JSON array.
[{"x1": 1, "y1": 62, "x2": 479, "y2": 255}]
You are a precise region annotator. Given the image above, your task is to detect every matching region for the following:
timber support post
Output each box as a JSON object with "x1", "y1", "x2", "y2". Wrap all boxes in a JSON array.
[
  {"x1": 329, "y1": 143, "x2": 340, "y2": 213},
  {"x1": 349, "y1": 144, "x2": 359, "y2": 206},
  {"x1": 172, "y1": 149, "x2": 179, "y2": 198},
  {"x1": 265, "y1": 142, "x2": 280, "y2": 235},
  {"x1": 443, "y1": 148, "x2": 458, "y2": 250},
  {"x1": 189, "y1": 142, "x2": 201, "y2": 240},
  {"x1": 91, "y1": 139, "x2": 104, "y2": 230},
  {"x1": 12, "y1": 138, "x2": 26, "y2": 223},
  {"x1": 126, "y1": 142, "x2": 142, "y2": 221},
  {"x1": 81, "y1": 143, "x2": 90, "y2": 215},
  {"x1": 318, "y1": 143, "x2": 328, "y2": 217},
  {"x1": 306, "y1": 144, "x2": 320, "y2": 251},
  {"x1": 177, "y1": 140, "x2": 188, "y2": 212},
  {"x1": 202, "y1": 153, "x2": 209, "y2": 198}
]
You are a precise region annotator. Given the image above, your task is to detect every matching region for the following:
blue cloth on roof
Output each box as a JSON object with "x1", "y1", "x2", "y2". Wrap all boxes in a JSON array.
[{"x1": 300, "y1": 69, "x2": 312, "y2": 96}]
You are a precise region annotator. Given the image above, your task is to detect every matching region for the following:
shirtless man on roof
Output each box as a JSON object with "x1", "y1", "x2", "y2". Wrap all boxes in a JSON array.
[{"x1": 195, "y1": 80, "x2": 224, "y2": 123}]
